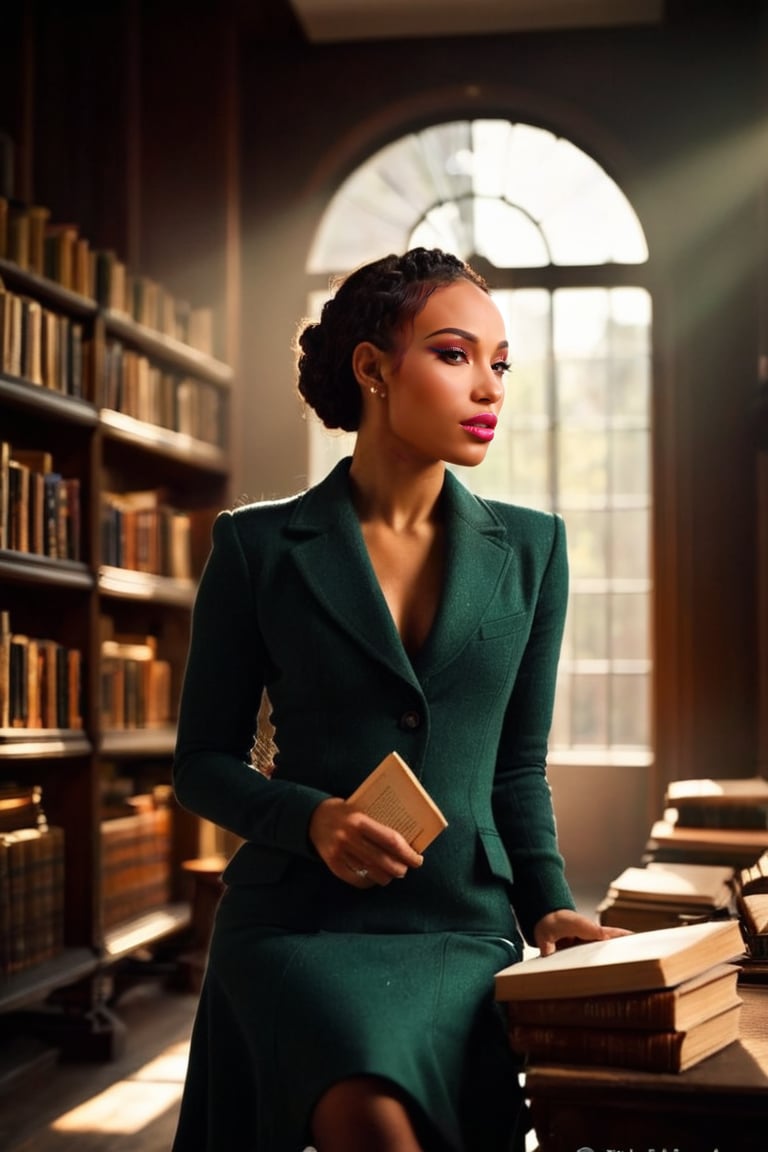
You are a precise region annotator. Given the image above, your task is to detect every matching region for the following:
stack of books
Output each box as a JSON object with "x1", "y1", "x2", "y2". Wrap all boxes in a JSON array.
[
  {"x1": 597, "y1": 860, "x2": 736, "y2": 932},
  {"x1": 647, "y1": 776, "x2": 768, "y2": 869},
  {"x1": 494, "y1": 918, "x2": 745, "y2": 1073}
]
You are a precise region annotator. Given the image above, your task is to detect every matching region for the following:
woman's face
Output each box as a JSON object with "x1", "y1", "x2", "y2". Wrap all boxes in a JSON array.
[{"x1": 375, "y1": 279, "x2": 509, "y2": 469}]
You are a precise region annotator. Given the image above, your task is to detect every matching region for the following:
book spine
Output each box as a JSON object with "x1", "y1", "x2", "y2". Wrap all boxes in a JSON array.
[
  {"x1": 504, "y1": 991, "x2": 677, "y2": 1030},
  {"x1": 508, "y1": 1023, "x2": 681, "y2": 1072}
]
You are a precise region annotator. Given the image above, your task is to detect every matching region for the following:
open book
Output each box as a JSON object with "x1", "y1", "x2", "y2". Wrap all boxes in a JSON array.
[
  {"x1": 347, "y1": 751, "x2": 448, "y2": 853},
  {"x1": 494, "y1": 918, "x2": 745, "y2": 1001}
]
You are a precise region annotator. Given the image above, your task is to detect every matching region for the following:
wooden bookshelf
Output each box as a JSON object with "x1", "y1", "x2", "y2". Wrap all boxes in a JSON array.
[{"x1": 0, "y1": 260, "x2": 231, "y2": 1055}]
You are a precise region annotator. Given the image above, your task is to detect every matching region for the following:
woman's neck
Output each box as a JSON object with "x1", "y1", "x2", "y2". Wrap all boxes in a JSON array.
[{"x1": 348, "y1": 451, "x2": 445, "y2": 532}]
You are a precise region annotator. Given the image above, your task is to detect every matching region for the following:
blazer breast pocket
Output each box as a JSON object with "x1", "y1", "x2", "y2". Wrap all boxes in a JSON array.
[{"x1": 477, "y1": 611, "x2": 529, "y2": 641}]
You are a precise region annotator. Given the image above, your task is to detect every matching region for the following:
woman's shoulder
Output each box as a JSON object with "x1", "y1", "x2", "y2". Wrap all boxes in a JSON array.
[
  {"x1": 209, "y1": 490, "x2": 307, "y2": 556},
  {"x1": 228, "y1": 489, "x2": 306, "y2": 524},
  {"x1": 475, "y1": 493, "x2": 563, "y2": 539}
]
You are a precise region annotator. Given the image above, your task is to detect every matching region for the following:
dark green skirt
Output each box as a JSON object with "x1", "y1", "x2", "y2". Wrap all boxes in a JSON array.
[{"x1": 172, "y1": 887, "x2": 526, "y2": 1151}]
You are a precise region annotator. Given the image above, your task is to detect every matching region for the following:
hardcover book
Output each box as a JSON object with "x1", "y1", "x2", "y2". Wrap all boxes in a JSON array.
[
  {"x1": 646, "y1": 815, "x2": 768, "y2": 868},
  {"x1": 606, "y1": 861, "x2": 735, "y2": 908},
  {"x1": 494, "y1": 918, "x2": 745, "y2": 1001},
  {"x1": 666, "y1": 776, "x2": 768, "y2": 830},
  {"x1": 507, "y1": 1002, "x2": 742, "y2": 1073},
  {"x1": 347, "y1": 751, "x2": 448, "y2": 853},
  {"x1": 502, "y1": 961, "x2": 740, "y2": 1032}
]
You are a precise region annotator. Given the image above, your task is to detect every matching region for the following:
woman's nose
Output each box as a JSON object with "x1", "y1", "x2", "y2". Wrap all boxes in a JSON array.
[{"x1": 474, "y1": 366, "x2": 504, "y2": 404}]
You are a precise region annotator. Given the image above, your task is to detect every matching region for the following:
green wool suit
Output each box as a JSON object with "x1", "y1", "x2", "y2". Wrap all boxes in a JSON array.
[{"x1": 172, "y1": 457, "x2": 575, "y2": 1152}]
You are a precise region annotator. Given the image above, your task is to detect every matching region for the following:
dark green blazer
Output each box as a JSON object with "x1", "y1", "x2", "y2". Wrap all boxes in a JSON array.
[{"x1": 173, "y1": 457, "x2": 575, "y2": 946}]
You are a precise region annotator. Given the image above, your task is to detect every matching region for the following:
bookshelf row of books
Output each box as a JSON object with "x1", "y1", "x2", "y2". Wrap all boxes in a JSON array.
[
  {"x1": 0, "y1": 196, "x2": 214, "y2": 354},
  {"x1": 1, "y1": 611, "x2": 175, "y2": 734},
  {"x1": 1, "y1": 823, "x2": 65, "y2": 977},
  {"x1": 99, "y1": 341, "x2": 225, "y2": 447},
  {"x1": 101, "y1": 489, "x2": 194, "y2": 580},
  {"x1": 0, "y1": 611, "x2": 83, "y2": 731},
  {"x1": 0, "y1": 783, "x2": 65, "y2": 977},
  {"x1": 0, "y1": 778, "x2": 175, "y2": 972},
  {"x1": 100, "y1": 630, "x2": 173, "y2": 731},
  {"x1": 1, "y1": 440, "x2": 81, "y2": 560},
  {"x1": 0, "y1": 275, "x2": 86, "y2": 396},
  {"x1": 102, "y1": 801, "x2": 172, "y2": 930}
]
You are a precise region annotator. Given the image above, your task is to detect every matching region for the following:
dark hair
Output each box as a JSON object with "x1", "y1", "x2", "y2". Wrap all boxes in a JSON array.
[{"x1": 295, "y1": 247, "x2": 489, "y2": 431}]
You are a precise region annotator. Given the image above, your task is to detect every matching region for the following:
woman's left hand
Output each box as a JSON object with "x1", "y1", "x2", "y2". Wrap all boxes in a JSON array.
[{"x1": 533, "y1": 909, "x2": 631, "y2": 957}]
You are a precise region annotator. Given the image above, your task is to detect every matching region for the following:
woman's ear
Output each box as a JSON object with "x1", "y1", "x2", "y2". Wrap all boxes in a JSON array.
[{"x1": 352, "y1": 342, "x2": 386, "y2": 394}]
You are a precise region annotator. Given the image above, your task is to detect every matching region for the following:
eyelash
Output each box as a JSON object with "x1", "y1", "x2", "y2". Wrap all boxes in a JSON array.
[{"x1": 432, "y1": 346, "x2": 511, "y2": 376}]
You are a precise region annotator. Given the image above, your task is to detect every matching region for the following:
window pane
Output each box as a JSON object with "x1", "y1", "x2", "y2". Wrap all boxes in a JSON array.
[
  {"x1": 559, "y1": 430, "x2": 608, "y2": 499},
  {"x1": 612, "y1": 356, "x2": 650, "y2": 425},
  {"x1": 611, "y1": 592, "x2": 649, "y2": 659},
  {"x1": 571, "y1": 672, "x2": 608, "y2": 745},
  {"x1": 611, "y1": 673, "x2": 650, "y2": 747},
  {"x1": 474, "y1": 200, "x2": 549, "y2": 267},
  {"x1": 419, "y1": 121, "x2": 473, "y2": 203},
  {"x1": 411, "y1": 201, "x2": 473, "y2": 258},
  {"x1": 562, "y1": 510, "x2": 607, "y2": 578},
  {"x1": 311, "y1": 119, "x2": 648, "y2": 272},
  {"x1": 471, "y1": 119, "x2": 514, "y2": 197},
  {"x1": 554, "y1": 289, "x2": 610, "y2": 357},
  {"x1": 507, "y1": 428, "x2": 550, "y2": 504},
  {"x1": 611, "y1": 429, "x2": 649, "y2": 495},
  {"x1": 558, "y1": 359, "x2": 608, "y2": 426},
  {"x1": 570, "y1": 592, "x2": 608, "y2": 659},
  {"x1": 494, "y1": 288, "x2": 550, "y2": 380},
  {"x1": 544, "y1": 142, "x2": 648, "y2": 264},
  {"x1": 611, "y1": 507, "x2": 649, "y2": 579}
]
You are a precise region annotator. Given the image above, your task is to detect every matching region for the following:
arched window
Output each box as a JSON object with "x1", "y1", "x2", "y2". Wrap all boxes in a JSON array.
[{"x1": 306, "y1": 120, "x2": 652, "y2": 762}]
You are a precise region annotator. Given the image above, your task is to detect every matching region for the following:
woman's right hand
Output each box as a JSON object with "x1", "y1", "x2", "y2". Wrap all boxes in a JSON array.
[{"x1": 308, "y1": 797, "x2": 424, "y2": 888}]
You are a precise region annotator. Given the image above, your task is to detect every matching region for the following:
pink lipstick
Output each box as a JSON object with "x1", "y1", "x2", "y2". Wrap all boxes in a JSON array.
[{"x1": 460, "y1": 413, "x2": 497, "y2": 442}]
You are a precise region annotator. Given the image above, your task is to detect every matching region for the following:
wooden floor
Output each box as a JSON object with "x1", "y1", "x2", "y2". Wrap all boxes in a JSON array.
[{"x1": 0, "y1": 981, "x2": 198, "y2": 1152}]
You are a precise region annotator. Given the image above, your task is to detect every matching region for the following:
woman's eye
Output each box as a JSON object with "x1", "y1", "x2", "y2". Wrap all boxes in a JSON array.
[
  {"x1": 493, "y1": 360, "x2": 512, "y2": 376},
  {"x1": 432, "y1": 346, "x2": 467, "y2": 365}
]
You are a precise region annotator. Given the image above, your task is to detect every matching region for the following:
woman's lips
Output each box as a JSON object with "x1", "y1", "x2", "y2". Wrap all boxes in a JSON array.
[{"x1": 460, "y1": 414, "x2": 497, "y2": 442}]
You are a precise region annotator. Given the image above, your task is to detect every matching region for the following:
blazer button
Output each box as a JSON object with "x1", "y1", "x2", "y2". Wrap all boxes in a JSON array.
[{"x1": 399, "y1": 709, "x2": 422, "y2": 731}]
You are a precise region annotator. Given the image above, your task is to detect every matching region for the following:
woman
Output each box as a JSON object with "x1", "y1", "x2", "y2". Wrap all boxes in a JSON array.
[{"x1": 172, "y1": 247, "x2": 624, "y2": 1152}]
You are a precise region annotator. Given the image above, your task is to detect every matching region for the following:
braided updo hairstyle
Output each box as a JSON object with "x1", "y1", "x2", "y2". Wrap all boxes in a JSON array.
[{"x1": 295, "y1": 247, "x2": 489, "y2": 431}]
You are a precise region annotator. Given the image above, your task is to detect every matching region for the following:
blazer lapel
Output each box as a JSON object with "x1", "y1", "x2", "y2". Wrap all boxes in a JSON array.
[
  {"x1": 286, "y1": 459, "x2": 420, "y2": 688},
  {"x1": 285, "y1": 459, "x2": 513, "y2": 685},
  {"x1": 416, "y1": 469, "x2": 511, "y2": 676}
]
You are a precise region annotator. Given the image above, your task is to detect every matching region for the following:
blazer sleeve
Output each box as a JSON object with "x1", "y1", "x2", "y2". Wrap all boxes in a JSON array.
[
  {"x1": 491, "y1": 512, "x2": 576, "y2": 941},
  {"x1": 173, "y1": 509, "x2": 331, "y2": 856}
]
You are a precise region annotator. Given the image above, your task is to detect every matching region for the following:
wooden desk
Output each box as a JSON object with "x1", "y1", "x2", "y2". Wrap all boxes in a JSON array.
[{"x1": 524, "y1": 984, "x2": 768, "y2": 1152}]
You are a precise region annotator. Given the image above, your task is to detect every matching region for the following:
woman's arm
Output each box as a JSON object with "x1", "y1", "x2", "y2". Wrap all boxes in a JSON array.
[
  {"x1": 491, "y1": 513, "x2": 576, "y2": 941},
  {"x1": 173, "y1": 510, "x2": 331, "y2": 856}
]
